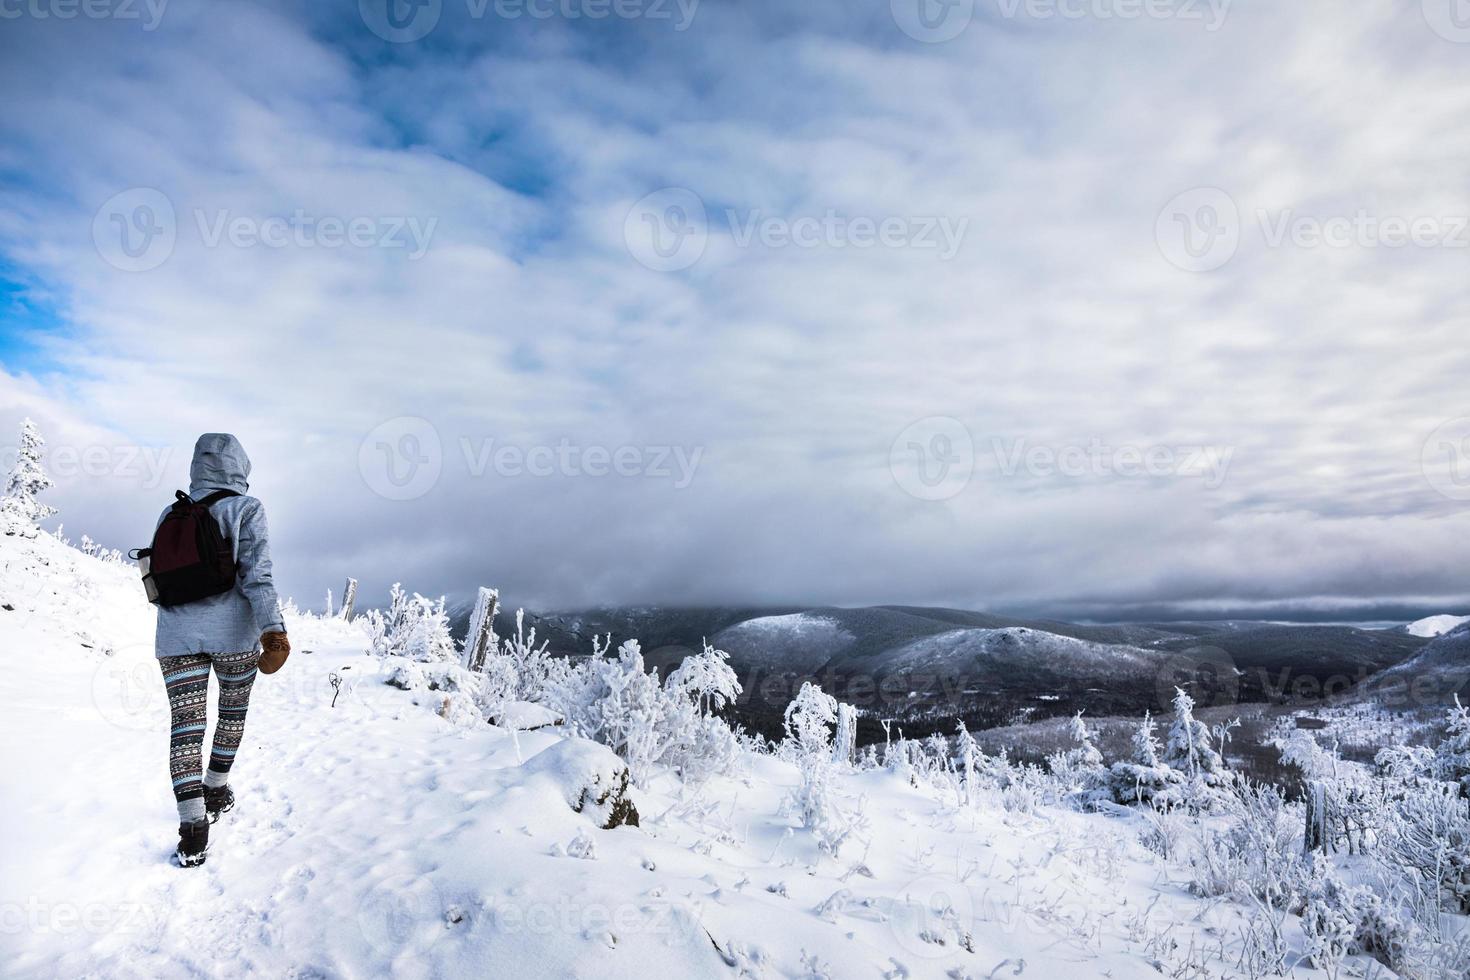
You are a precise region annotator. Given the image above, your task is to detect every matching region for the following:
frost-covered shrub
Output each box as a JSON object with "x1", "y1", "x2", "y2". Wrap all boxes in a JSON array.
[
  {"x1": 883, "y1": 737, "x2": 915, "y2": 786},
  {"x1": 1434, "y1": 695, "x2": 1470, "y2": 797},
  {"x1": 364, "y1": 583, "x2": 455, "y2": 662},
  {"x1": 997, "y1": 758, "x2": 1050, "y2": 815},
  {"x1": 1380, "y1": 781, "x2": 1470, "y2": 915},
  {"x1": 494, "y1": 608, "x2": 556, "y2": 702},
  {"x1": 1110, "y1": 711, "x2": 1184, "y2": 806},
  {"x1": 1187, "y1": 779, "x2": 1300, "y2": 906},
  {"x1": 1298, "y1": 856, "x2": 1372, "y2": 973},
  {"x1": 1376, "y1": 744, "x2": 1435, "y2": 786}
]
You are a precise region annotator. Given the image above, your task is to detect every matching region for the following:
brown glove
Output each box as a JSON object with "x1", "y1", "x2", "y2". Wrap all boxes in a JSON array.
[{"x1": 259, "y1": 631, "x2": 291, "y2": 674}]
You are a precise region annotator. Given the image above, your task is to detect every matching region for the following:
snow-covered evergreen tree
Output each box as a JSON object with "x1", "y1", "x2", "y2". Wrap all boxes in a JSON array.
[
  {"x1": 1110, "y1": 711, "x2": 1184, "y2": 806},
  {"x1": 2, "y1": 418, "x2": 56, "y2": 535},
  {"x1": 1048, "y1": 711, "x2": 1107, "y2": 808},
  {"x1": 1163, "y1": 688, "x2": 1229, "y2": 808}
]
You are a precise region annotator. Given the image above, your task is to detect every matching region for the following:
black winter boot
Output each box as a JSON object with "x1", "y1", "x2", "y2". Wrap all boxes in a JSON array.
[
  {"x1": 176, "y1": 819, "x2": 209, "y2": 867},
  {"x1": 203, "y1": 784, "x2": 235, "y2": 822}
]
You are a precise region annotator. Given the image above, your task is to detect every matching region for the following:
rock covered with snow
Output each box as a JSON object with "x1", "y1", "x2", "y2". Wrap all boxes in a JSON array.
[
  {"x1": 516, "y1": 738, "x2": 639, "y2": 829},
  {"x1": 492, "y1": 699, "x2": 562, "y2": 731}
]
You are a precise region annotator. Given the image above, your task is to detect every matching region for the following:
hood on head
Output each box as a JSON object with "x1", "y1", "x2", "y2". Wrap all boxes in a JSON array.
[{"x1": 189, "y1": 433, "x2": 251, "y2": 494}]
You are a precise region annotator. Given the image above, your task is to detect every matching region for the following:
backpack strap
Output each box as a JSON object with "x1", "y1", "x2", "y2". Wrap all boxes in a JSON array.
[
  {"x1": 197, "y1": 489, "x2": 241, "y2": 508},
  {"x1": 170, "y1": 488, "x2": 241, "y2": 512}
]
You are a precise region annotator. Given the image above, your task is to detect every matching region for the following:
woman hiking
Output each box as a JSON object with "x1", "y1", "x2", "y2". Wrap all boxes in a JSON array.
[{"x1": 149, "y1": 433, "x2": 290, "y2": 867}]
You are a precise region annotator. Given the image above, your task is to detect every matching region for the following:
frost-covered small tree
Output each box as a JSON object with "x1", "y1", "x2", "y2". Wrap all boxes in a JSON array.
[
  {"x1": 1279, "y1": 728, "x2": 1341, "y2": 783},
  {"x1": 954, "y1": 721, "x2": 990, "y2": 806},
  {"x1": 2, "y1": 418, "x2": 56, "y2": 535},
  {"x1": 783, "y1": 683, "x2": 839, "y2": 832},
  {"x1": 832, "y1": 703, "x2": 858, "y2": 766},
  {"x1": 1435, "y1": 695, "x2": 1470, "y2": 797},
  {"x1": 665, "y1": 640, "x2": 740, "y2": 718},
  {"x1": 1110, "y1": 711, "x2": 1184, "y2": 806},
  {"x1": 364, "y1": 583, "x2": 410, "y2": 658},
  {"x1": 399, "y1": 594, "x2": 457, "y2": 663},
  {"x1": 1049, "y1": 712, "x2": 1108, "y2": 809},
  {"x1": 498, "y1": 608, "x2": 555, "y2": 702},
  {"x1": 662, "y1": 641, "x2": 744, "y2": 785},
  {"x1": 1164, "y1": 688, "x2": 1229, "y2": 809}
]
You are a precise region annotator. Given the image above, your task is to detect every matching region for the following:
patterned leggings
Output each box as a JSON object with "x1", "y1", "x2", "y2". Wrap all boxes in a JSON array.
[{"x1": 159, "y1": 649, "x2": 260, "y2": 804}]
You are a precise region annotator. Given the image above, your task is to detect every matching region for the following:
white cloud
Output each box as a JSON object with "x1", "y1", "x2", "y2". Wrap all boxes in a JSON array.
[{"x1": 1, "y1": 0, "x2": 1468, "y2": 617}]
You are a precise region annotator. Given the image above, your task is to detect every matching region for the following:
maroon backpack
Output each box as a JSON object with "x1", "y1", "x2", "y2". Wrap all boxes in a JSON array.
[{"x1": 131, "y1": 490, "x2": 240, "y2": 606}]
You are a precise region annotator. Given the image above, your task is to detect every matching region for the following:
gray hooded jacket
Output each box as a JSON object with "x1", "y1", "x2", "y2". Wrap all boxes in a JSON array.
[{"x1": 154, "y1": 433, "x2": 285, "y2": 658}]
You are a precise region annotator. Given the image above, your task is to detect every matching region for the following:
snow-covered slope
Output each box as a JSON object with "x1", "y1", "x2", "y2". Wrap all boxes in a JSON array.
[
  {"x1": 1403, "y1": 614, "x2": 1470, "y2": 638},
  {"x1": 1, "y1": 529, "x2": 1358, "y2": 978}
]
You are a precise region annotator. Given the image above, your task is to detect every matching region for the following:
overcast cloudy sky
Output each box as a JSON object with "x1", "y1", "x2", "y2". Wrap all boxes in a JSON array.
[{"x1": 0, "y1": 0, "x2": 1467, "y2": 621}]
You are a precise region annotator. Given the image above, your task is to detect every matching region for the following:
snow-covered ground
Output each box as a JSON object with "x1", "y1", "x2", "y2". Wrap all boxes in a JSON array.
[{"x1": 0, "y1": 530, "x2": 1404, "y2": 978}]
